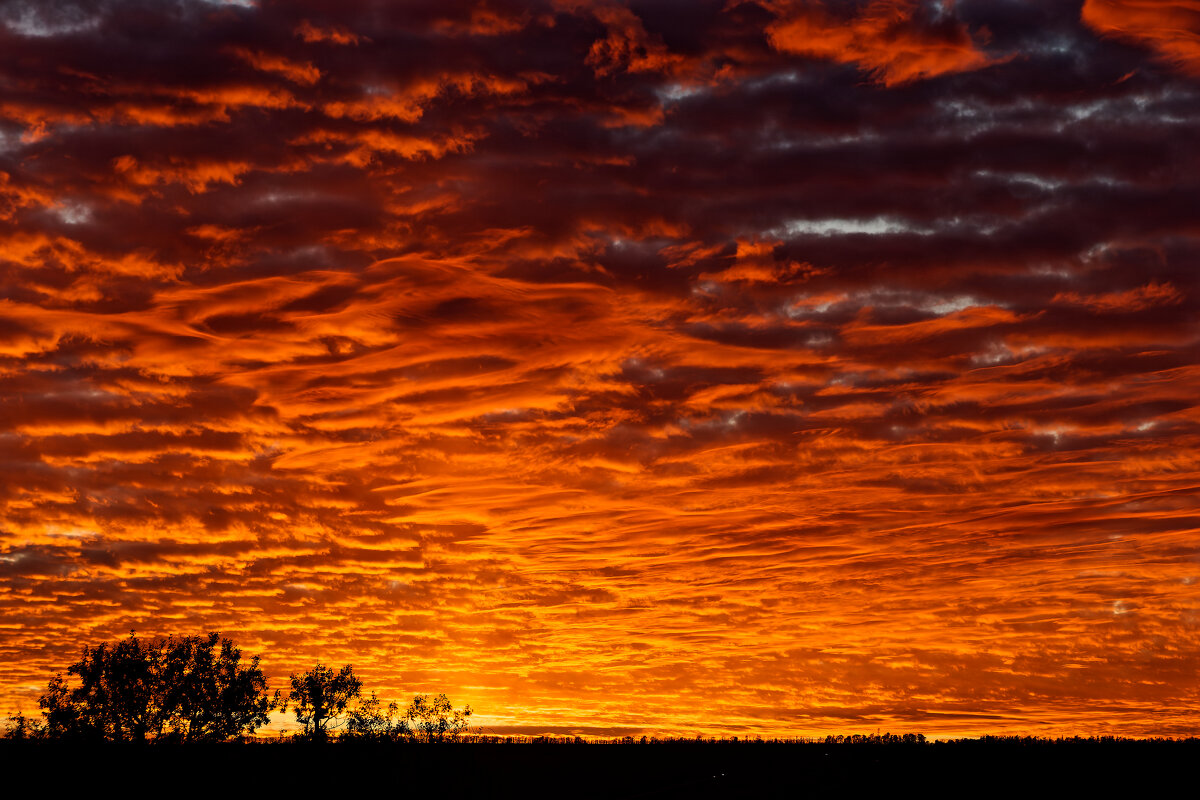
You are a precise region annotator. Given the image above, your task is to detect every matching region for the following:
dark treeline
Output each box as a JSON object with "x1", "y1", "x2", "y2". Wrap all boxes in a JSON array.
[
  {"x1": 3, "y1": 631, "x2": 469, "y2": 743},
  {"x1": 5, "y1": 634, "x2": 1200, "y2": 798}
]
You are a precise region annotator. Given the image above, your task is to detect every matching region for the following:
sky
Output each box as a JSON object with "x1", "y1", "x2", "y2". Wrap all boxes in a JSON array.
[{"x1": 1, "y1": 0, "x2": 1199, "y2": 739}]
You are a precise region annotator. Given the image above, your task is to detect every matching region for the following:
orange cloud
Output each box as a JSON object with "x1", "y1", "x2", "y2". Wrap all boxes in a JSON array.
[
  {"x1": 0, "y1": 172, "x2": 55, "y2": 219},
  {"x1": 1053, "y1": 281, "x2": 1185, "y2": 312},
  {"x1": 582, "y1": 3, "x2": 685, "y2": 77},
  {"x1": 322, "y1": 73, "x2": 534, "y2": 123},
  {"x1": 295, "y1": 20, "x2": 364, "y2": 45},
  {"x1": 293, "y1": 127, "x2": 482, "y2": 165},
  {"x1": 433, "y1": 6, "x2": 530, "y2": 36},
  {"x1": 765, "y1": 0, "x2": 999, "y2": 85},
  {"x1": 229, "y1": 48, "x2": 322, "y2": 86},
  {"x1": 113, "y1": 154, "x2": 253, "y2": 194},
  {"x1": 1082, "y1": 0, "x2": 1200, "y2": 74}
]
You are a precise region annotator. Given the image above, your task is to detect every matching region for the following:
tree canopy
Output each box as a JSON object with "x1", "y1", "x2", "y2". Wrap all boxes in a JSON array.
[
  {"x1": 346, "y1": 691, "x2": 405, "y2": 740},
  {"x1": 406, "y1": 693, "x2": 472, "y2": 743},
  {"x1": 37, "y1": 632, "x2": 275, "y2": 742},
  {"x1": 286, "y1": 663, "x2": 362, "y2": 741},
  {"x1": 8, "y1": 632, "x2": 474, "y2": 743}
]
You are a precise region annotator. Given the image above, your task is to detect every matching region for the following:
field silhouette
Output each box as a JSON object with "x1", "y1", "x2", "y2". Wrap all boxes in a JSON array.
[{"x1": 2, "y1": 736, "x2": 1194, "y2": 798}]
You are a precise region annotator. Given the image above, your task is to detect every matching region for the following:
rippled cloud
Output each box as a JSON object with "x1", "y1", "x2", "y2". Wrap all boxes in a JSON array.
[{"x1": 1, "y1": 0, "x2": 1198, "y2": 738}]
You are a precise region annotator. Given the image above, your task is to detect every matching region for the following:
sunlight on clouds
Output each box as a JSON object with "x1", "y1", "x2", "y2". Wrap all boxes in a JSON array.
[{"x1": 0, "y1": 0, "x2": 1198, "y2": 740}]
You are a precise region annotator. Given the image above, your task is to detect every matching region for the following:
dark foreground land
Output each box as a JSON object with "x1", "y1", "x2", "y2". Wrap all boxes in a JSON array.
[{"x1": 3, "y1": 738, "x2": 1195, "y2": 798}]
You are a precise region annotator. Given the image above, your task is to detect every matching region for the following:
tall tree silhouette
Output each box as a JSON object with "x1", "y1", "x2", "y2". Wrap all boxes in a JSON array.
[
  {"x1": 286, "y1": 663, "x2": 362, "y2": 741},
  {"x1": 160, "y1": 633, "x2": 277, "y2": 741}
]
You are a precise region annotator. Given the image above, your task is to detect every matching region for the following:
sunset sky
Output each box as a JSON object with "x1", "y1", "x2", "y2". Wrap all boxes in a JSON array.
[{"x1": 2, "y1": 0, "x2": 1199, "y2": 738}]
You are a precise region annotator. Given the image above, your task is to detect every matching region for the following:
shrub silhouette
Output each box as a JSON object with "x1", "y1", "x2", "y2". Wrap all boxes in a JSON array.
[
  {"x1": 345, "y1": 691, "x2": 406, "y2": 740},
  {"x1": 36, "y1": 631, "x2": 276, "y2": 742},
  {"x1": 405, "y1": 693, "x2": 472, "y2": 742}
]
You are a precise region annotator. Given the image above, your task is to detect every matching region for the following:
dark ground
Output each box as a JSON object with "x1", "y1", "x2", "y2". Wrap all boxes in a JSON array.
[{"x1": 2, "y1": 739, "x2": 1194, "y2": 797}]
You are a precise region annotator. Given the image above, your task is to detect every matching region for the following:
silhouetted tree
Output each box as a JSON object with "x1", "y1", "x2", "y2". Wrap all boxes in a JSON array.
[
  {"x1": 345, "y1": 691, "x2": 406, "y2": 740},
  {"x1": 405, "y1": 693, "x2": 471, "y2": 742},
  {"x1": 2, "y1": 712, "x2": 45, "y2": 740},
  {"x1": 34, "y1": 631, "x2": 275, "y2": 742},
  {"x1": 73, "y1": 632, "x2": 164, "y2": 740},
  {"x1": 159, "y1": 633, "x2": 277, "y2": 742},
  {"x1": 40, "y1": 673, "x2": 85, "y2": 738},
  {"x1": 286, "y1": 663, "x2": 362, "y2": 741}
]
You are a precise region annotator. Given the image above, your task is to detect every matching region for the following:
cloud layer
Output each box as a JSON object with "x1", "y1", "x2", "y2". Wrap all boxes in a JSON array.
[{"x1": 1, "y1": 0, "x2": 1198, "y2": 737}]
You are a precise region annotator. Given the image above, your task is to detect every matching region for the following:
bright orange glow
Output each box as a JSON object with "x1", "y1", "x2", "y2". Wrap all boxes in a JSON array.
[
  {"x1": 765, "y1": 0, "x2": 999, "y2": 85},
  {"x1": 1, "y1": 0, "x2": 1198, "y2": 740},
  {"x1": 1083, "y1": 0, "x2": 1200, "y2": 74}
]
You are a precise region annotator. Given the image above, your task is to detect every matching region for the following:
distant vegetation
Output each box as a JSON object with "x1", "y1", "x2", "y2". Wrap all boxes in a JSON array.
[
  {"x1": 4, "y1": 632, "x2": 1197, "y2": 747},
  {"x1": 3, "y1": 631, "x2": 470, "y2": 742}
]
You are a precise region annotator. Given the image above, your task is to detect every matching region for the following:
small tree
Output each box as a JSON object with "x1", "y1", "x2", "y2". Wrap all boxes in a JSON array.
[
  {"x1": 2, "y1": 712, "x2": 45, "y2": 740},
  {"x1": 405, "y1": 693, "x2": 471, "y2": 742},
  {"x1": 345, "y1": 691, "x2": 406, "y2": 740},
  {"x1": 286, "y1": 663, "x2": 362, "y2": 741}
]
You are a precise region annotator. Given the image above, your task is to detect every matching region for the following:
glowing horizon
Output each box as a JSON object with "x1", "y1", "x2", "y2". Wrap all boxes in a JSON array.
[{"x1": 2, "y1": 0, "x2": 1199, "y2": 739}]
